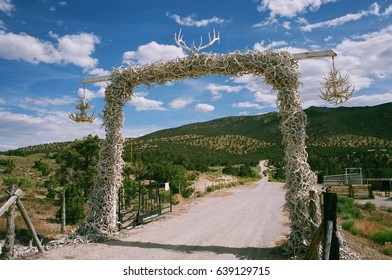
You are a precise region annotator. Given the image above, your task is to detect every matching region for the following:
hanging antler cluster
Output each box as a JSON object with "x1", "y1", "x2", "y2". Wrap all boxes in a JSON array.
[
  {"x1": 175, "y1": 29, "x2": 220, "y2": 55},
  {"x1": 69, "y1": 95, "x2": 97, "y2": 123},
  {"x1": 319, "y1": 56, "x2": 354, "y2": 105}
]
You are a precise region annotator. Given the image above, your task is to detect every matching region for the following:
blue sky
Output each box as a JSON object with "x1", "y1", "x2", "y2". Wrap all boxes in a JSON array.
[{"x1": 0, "y1": 0, "x2": 392, "y2": 151}]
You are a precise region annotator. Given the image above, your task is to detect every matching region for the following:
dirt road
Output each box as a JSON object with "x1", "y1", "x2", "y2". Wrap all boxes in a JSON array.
[{"x1": 37, "y1": 177, "x2": 289, "y2": 260}]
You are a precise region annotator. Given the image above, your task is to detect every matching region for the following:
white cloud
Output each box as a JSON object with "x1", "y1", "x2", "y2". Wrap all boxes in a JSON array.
[
  {"x1": 57, "y1": 33, "x2": 100, "y2": 69},
  {"x1": 0, "y1": 31, "x2": 62, "y2": 64},
  {"x1": 21, "y1": 96, "x2": 75, "y2": 107},
  {"x1": 282, "y1": 21, "x2": 291, "y2": 30},
  {"x1": 232, "y1": 102, "x2": 263, "y2": 110},
  {"x1": 0, "y1": 20, "x2": 6, "y2": 30},
  {"x1": 0, "y1": 109, "x2": 104, "y2": 151},
  {"x1": 252, "y1": 18, "x2": 278, "y2": 28},
  {"x1": 128, "y1": 92, "x2": 166, "y2": 111},
  {"x1": 257, "y1": 0, "x2": 335, "y2": 18},
  {"x1": 334, "y1": 25, "x2": 392, "y2": 88},
  {"x1": 166, "y1": 13, "x2": 227, "y2": 27},
  {"x1": 383, "y1": 4, "x2": 392, "y2": 16},
  {"x1": 169, "y1": 97, "x2": 193, "y2": 109},
  {"x1": 195, "y1": 103, "x2": 214, "y2": 113},
  {"x1": 0, "y1": 31, "x2": 100, "y2": 69},
  {"x1": 0, "y1": 0, "x2": 14, "y2": 16},
  {"x1": 123, "y1": 41, "x2": 186, "y2": 65},
  {"x1": 77, "y1": 87, "x2": 105, "y2": 100},
  {"x1": 344, "y1": 92, "x2": 392, "y2": 107},
  {"x1": 253, "y1": 40, "x2": 287, "y2": 51},
  {"x1": 300, "y1": 3, "x2": 380, "y2": 32},
  {"x1": 206, "y1": 83, "x2": 243, "y2": 100}
]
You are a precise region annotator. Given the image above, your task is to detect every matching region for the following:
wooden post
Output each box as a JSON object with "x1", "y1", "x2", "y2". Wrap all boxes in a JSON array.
[
  {"x1": 0, "y1": 185, "x2": 17, "y2": 260},
  {"x1": 16, "y1": 199, "x2": 45, "y2": 253},
  {"x1": 61, "y1": 187, "x2": 66, "y2": 234},
  {"x1": 322, "y1": 192, "x2": 340, "y2": 260},
  {"x1": 308, "y1": 190, "x2": 320, "y2": 259}
]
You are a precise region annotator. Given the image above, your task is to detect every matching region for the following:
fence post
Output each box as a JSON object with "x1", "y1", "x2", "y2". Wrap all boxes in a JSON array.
[
  {"x1": 0, "y1": 185, "x2": 17, "y2": 260},
  {"x1": 322, "y1": 192, "x2": 340, "y2": 260},
  {"x1": 16, "y1": 199, "x2": 45, "y2": 253},
  {"x1": 308, "y1": 190, "x2": 320, "y2": 259}
]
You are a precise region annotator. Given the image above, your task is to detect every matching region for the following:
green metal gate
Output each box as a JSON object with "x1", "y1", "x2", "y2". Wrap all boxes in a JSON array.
[{"x1": 118, "y1": 182, "x2": 172, "y2": 229}]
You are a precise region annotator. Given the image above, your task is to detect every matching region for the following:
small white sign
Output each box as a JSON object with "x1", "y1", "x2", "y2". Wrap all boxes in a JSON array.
[{"x1": 165, "y1": 182, "x2": 170, "y2": 191}]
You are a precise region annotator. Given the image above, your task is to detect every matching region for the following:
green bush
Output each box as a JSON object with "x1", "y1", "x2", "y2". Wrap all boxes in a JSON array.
[
  {"x1": 364, "y1": 201, "x2": 376, "y2": 212},
  {"x1": 337, "y1": 196, "x2": 362, "y2": 219},
  {"x1": 383, "y1": 248, "x2": 392, "y2": 256},
  {"x1": 370, "y1": 230, "x2": 392, "y2": 245},
  {"x1": 342, "y1": 219, "x2": 355, "y2": 231}
]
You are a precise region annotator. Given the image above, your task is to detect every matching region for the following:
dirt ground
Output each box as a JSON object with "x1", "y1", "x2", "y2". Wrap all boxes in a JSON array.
[{"x1": 34, "y1": 177, "x2": 290, "y2": 260}]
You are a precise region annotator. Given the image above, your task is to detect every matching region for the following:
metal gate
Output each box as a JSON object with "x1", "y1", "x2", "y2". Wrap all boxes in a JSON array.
[{"x1": 118, "y1": 181, "x2": 172, "y2": 229}]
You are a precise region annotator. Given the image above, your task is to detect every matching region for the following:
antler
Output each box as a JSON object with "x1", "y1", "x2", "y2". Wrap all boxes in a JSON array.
[{"x1": 174, "y1": 29, "x2": 220, "y2": 55}]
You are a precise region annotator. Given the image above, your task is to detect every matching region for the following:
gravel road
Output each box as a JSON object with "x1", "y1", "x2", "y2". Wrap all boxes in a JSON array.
[{"x1": 38, "y1": 177, "x2": 289, "y2": 260}]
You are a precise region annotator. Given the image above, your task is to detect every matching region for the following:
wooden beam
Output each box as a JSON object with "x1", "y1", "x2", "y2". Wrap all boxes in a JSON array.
[
  {"x1": 81, "y1": 74, "x2": 112, "y2": 85},
  {"x1": 0, "y1": 189, "x2": 22, "y2": 217},
  {"x1": 291, "y1": 50, "x2": 336, "y2": 60},
  {"x1": 80, "y1": 49, "x2": 337, "y2": 84}
]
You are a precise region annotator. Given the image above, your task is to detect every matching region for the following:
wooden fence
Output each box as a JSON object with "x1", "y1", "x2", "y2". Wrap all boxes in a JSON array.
[{"x1": 0, "y1": 185, "x2": 44, "y2": 259}]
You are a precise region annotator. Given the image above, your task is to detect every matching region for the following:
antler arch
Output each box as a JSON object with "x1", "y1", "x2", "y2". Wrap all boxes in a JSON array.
[{"x1": 77, "y1": 49, "x2": 319, "y2": 258}]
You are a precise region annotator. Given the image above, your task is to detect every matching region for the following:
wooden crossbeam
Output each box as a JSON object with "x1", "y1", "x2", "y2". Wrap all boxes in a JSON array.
[{"x1": 81, "y1": 49, "x2": 337, "y2": 85}]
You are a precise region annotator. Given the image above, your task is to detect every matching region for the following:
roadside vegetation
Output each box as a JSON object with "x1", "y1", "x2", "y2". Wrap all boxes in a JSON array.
[{"x1": 337, "y1": 196, "x2": 392, "y2": 257}]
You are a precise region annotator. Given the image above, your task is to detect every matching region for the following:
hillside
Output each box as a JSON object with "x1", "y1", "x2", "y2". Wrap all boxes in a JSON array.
[
  {"x1": 125, "y1": 102, "x2": 392, "y2": 176},
  {"x1": 2, "y1": 102, "x2": 392, "y2": 177}
]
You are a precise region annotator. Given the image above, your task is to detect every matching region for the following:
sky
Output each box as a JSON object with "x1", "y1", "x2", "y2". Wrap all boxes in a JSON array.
[{"x1": 0, "y1": 0, "x2": 392, "y2": 151}]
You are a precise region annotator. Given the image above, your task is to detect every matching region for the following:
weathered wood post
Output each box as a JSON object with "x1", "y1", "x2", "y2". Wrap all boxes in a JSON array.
[
  {"x1": 322, "y1": 192, "x2": 340, "y2": 260},
  {"x1": 61, "y1": 187, "x2": 66, "y2": 234},
  {"x1": 0, "y1": 185, "x2": 17, "y2": 260},
  {"x1": 16, "y1": 199, "x2": 45, "y2": 253}
]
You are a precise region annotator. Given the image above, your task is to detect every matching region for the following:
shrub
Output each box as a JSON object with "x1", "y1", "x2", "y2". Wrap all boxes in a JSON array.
[
  {"x1": 383, "y1": 248, "x2": 392, "y2": 256},
  {"x1": 342, "y1": 219, "x2": 355, "y2": 231},
  {"x1": 337, "y1": 196, "x2": 362, "y2": 219},
  {"x1": 172, "y1": 193, "x2": 182, "y2": 205},
  {"x1": 364, "y1": 201, "x2": 376, "y2": 212},
  {"x1": 370, "y1": 230, "x2": 392, "y2": 245}
]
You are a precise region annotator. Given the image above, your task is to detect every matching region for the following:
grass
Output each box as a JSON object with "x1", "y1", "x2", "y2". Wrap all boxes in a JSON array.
[
  {"x1": 370, "y1": 230, "x2": 392, "y2": 245},
  {"x1": 337, "y1": 195, "x2": 392, "y2": 257}
]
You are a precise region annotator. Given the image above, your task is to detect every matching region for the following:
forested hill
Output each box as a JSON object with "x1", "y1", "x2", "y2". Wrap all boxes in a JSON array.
[
  {"x1": 128, "y1": 102, "x2": 392, "y2": 177},
  {"x1": 4, "y1": 102, "x2": 392, "y2": 178},
  {"x1": 142, "y1": 102, "x2": 392, "y2": 142}
]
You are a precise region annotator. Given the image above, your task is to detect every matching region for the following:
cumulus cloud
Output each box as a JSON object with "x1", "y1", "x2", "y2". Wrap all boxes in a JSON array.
[
  {"x1": 0, "y1": 31, "x2": 100, "y2": 69},
  {"x1": 195, "y1": 103, "x2": 214, "y2": 113},
  {"x1": 122, "y1": 41, "x2": 186, "y2": 65},
  {"x1": 257, "y1": 0, "x2": 334, "y2": 18},
  {"x1": 127, "y1": 92, "x2": 166, "y2": 111},
  {"x1": 57, "y1": 33, "x2": 100, "y2": 69},
  {"x1": 0, "y1": 0, "x2": 14, "y2": 16},
  {"x1": 206, "y1": 83, "x2": 243, "y2": 100},
  {"x1": 166, "y1": 13, "x2": 227, "y2": 27},
  {"x1": 169, "y1": 97, "x2": 193, "y2": 109},
  {"x1": 0, "y1": 109, "x2": 104, "y2": 151},
  {"x1": 334, "y1": 25, "x2": 392, "y2": 88}
]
